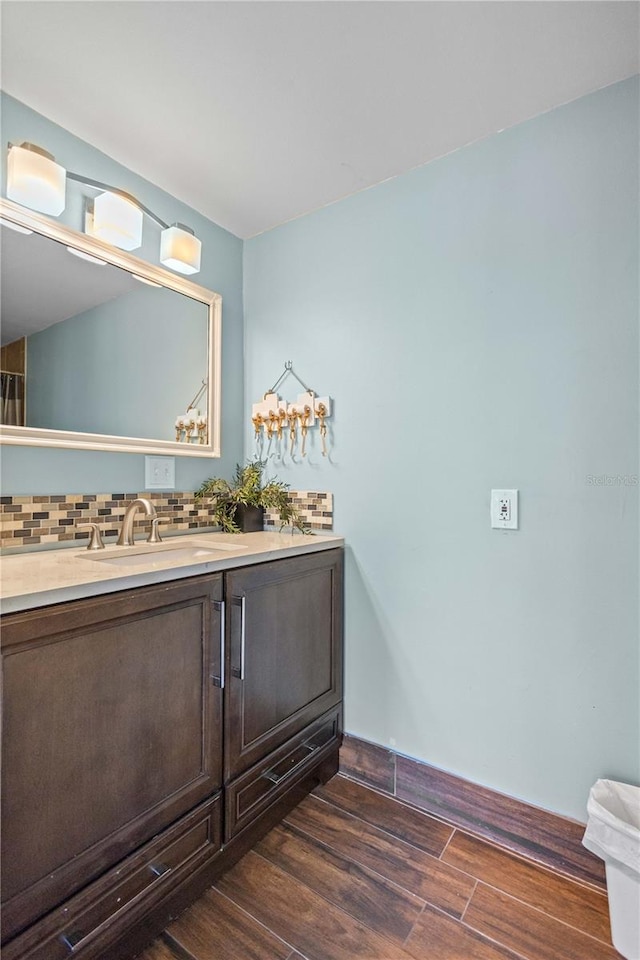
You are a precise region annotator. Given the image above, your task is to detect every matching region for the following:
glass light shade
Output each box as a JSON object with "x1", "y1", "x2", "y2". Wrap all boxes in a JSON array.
[
  {"x1": 66, "y1": 247, "x2": 107, "y2": 266},
  {"x1": 131, "y1": 274, "x2": 162, "y2": 287},
  {"x1": 160, "y1": 224, "x2": 202, "y2": 275},
  {"x1": 6, "y1": 143, "x2": 66, "y2": 216},
  {"x1": 0, "y1": 217, "x2": 33, "y2": 235},
  {"x1": 92, "y1": 191, "x2": 143, "y2": 250}
]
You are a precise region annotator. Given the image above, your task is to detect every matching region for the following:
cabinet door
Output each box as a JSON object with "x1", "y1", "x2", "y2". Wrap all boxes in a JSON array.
[
  {"x1": 1, "y1": 574, "x2": 224, "y2": 943},
  {"x1": 224, "y1": 548, "x2": 343, "y2": 781}
]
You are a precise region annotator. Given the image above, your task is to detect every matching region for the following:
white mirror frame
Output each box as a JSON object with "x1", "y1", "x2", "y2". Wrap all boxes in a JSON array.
[{"x1": 0, "y1": 198, "x2": 221, "y2": 457}]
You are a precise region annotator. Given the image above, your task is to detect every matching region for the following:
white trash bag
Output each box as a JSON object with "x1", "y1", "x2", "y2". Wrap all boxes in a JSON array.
[{"x1": 582, "y1": 779, "x2": 640, "y2": 960}]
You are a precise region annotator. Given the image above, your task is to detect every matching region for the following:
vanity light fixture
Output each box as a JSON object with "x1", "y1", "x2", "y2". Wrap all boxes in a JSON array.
[
  {"x1": 160, "y1": 223, "x2": 201, "y2": 276},
  {"x1": 90, "y1": 191, "x2": 143, "y2": 251},
  {"x1": 6, "y1": 143, "x2": 66, "y2": 216},
  {"x1": 5, "y1": 141, "x2": 203, "y2": 274}
]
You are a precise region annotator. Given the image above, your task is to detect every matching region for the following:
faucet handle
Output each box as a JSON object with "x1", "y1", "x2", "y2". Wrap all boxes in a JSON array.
[
  {"x1": 77, "y1": 522, "x2": 105, "y2": 550},
  {"x1": 147, "y1": 517, "x2": 167, "y2": 544}
]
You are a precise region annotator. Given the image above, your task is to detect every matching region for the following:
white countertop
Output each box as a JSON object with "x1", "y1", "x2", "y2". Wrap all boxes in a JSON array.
[{"x1": 0, "y1": 530, "x2": 344, "y2": 614}]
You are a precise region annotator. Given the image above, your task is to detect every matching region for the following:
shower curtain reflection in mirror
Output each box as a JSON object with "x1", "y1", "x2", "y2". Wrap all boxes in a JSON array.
[{"x1": 1, "y1": 371, "x2": 24, "y2": 426}]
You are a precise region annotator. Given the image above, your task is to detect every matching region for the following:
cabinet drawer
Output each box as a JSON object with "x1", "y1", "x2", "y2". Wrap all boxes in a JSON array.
[
  {"x1": 2, "y1": 795, "x2": 221, "y2": 960},
  {"x1": 225, "y1": 708, "x2": 341, "y2": 840}
]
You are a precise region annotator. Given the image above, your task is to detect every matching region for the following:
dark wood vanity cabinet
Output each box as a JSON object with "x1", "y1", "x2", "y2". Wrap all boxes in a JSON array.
[
  {"x1": 1, "y1": 546, "x2": 343, "y2": 960},
  {"x1": 1, "y1": 575, "x2": 225, "y2": 953}
]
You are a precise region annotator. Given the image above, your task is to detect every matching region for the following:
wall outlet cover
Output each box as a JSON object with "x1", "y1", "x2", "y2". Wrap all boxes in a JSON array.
[{"x1": 491, "y1": 489, "x2": 518, "y2": 529}]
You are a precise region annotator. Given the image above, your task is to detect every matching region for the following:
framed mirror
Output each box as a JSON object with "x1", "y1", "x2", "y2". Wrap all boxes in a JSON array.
[{"x1": 0, "y1": 198, "x2": 221, "y2": 457}]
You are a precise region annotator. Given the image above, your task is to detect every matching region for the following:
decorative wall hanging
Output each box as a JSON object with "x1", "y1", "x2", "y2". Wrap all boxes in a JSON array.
[
  {"x1": 251, "y1": 362, "x2": 332, "y2": 461},
  {"x1": 175, "y1": 379, "x2": 208, "y2": 443}
]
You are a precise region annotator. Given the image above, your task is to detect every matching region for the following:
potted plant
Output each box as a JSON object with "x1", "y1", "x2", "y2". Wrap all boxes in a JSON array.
[{"x1": 195, "y1": 459, "x2": 310, "y2": 534}]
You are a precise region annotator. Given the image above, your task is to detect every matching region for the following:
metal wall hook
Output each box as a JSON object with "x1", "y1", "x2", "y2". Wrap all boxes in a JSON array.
[
  {"x1": 267, "y1": 361, "x2": 314, "y2": 398},
  {"x1": 186, "y1": 378, "x2": 208, "y2": 412}
]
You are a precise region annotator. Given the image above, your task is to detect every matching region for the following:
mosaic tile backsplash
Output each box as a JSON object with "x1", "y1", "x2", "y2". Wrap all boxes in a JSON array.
[{"x1": 0, "y1": 491, "x2": 333, "y2": 549}]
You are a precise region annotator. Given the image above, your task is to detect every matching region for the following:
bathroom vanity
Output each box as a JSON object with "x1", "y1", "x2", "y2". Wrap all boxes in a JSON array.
[{"x1": 0, "y1": 533, "x2": 344, "y2": 960}]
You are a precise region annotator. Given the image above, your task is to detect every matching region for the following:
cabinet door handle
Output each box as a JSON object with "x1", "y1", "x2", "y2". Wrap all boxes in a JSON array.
[
  {"x1": 211, "y1": 599, "x2": 225, "y2": 688},
  {"x1": 231, "y1": 595, "x2": 246, "y2": 680}
]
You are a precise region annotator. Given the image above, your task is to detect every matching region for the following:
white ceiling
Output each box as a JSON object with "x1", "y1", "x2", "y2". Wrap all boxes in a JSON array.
[
  {"x1": 1, "y1": 1, "x2": 638, "y2": 239},
  {"x1": 0, "y1": 224, "x2": 138, "y2": 344}
]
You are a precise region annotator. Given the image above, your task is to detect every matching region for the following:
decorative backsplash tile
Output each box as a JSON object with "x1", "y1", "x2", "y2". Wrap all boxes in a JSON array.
[
  {"x1": 0, "y1": 491, "x2": 333, "y2": 550},
  {"x1": 264, "y1": 492, "x2": 333, "y2": 531}
]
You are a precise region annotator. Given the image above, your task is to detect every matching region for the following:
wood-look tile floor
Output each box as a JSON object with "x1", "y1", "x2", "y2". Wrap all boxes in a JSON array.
[{"x1": 138, "y1": 775, "x2": 618, "y2": 960}]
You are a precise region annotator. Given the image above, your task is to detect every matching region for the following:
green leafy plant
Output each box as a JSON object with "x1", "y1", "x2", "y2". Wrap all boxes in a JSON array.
[{"x1": 195, "y1": 459, "x2": 310, "y2": 534}]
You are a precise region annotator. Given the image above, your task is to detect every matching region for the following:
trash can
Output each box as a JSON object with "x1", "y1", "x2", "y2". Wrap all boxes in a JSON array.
[{"x1": 582, "y1": 779, "x2": 640, "y2": 960}]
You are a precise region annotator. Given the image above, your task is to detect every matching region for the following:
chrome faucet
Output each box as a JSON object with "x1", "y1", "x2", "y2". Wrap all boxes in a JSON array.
[{"x1": 117, "y1": 498, "x2": 160, "y2": 547}]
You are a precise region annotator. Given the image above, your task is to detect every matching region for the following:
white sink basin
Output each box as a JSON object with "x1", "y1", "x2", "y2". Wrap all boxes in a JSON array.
[{"x1": 79, "y1": 539, "x2": 247, "y2": 568}]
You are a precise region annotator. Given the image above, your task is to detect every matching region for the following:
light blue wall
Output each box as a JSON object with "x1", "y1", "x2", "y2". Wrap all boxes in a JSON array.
[
  {"x1": 0, "y1": 92, "x2": 244, "y2": 492},
  {"x1": 27, "y1": 287, "x2": 206, "y2": 440},
  {"x1": 243, "y1": 78, "x2": 640, "y2": 820}
]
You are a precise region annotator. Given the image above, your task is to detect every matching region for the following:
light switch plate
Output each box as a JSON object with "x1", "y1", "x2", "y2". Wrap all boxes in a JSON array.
[
  {"x1": 491, "y1": 489, "x2": 518, "y2": 529},
  {"x1": 145, "y1": 456, "x2": 175, "y2": 490}
]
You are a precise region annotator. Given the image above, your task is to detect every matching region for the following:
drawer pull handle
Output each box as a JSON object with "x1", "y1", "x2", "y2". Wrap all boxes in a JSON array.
[
  {"x1": 148, "y1": 861, "x2": 171, "y2": 877},
  {"x1": 262, "y1": 743, "x2": 315, "y2": 785},
  {"x1": 60, "y1": 931, "x2": 83, "y2": 952},
  {"x1": 211, "y1": 599, "x2": 225, "y2": 688}
]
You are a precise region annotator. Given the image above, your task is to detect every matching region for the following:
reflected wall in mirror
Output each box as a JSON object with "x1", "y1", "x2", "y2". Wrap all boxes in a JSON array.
[{"x1": 0, "y1": 198, "x2": 221, "y2": 457}]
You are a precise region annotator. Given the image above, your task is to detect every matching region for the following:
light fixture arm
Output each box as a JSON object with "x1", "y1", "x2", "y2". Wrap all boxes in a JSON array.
[{"x1": 66, "y1": 171, "x2": 170, "y2": 229}]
